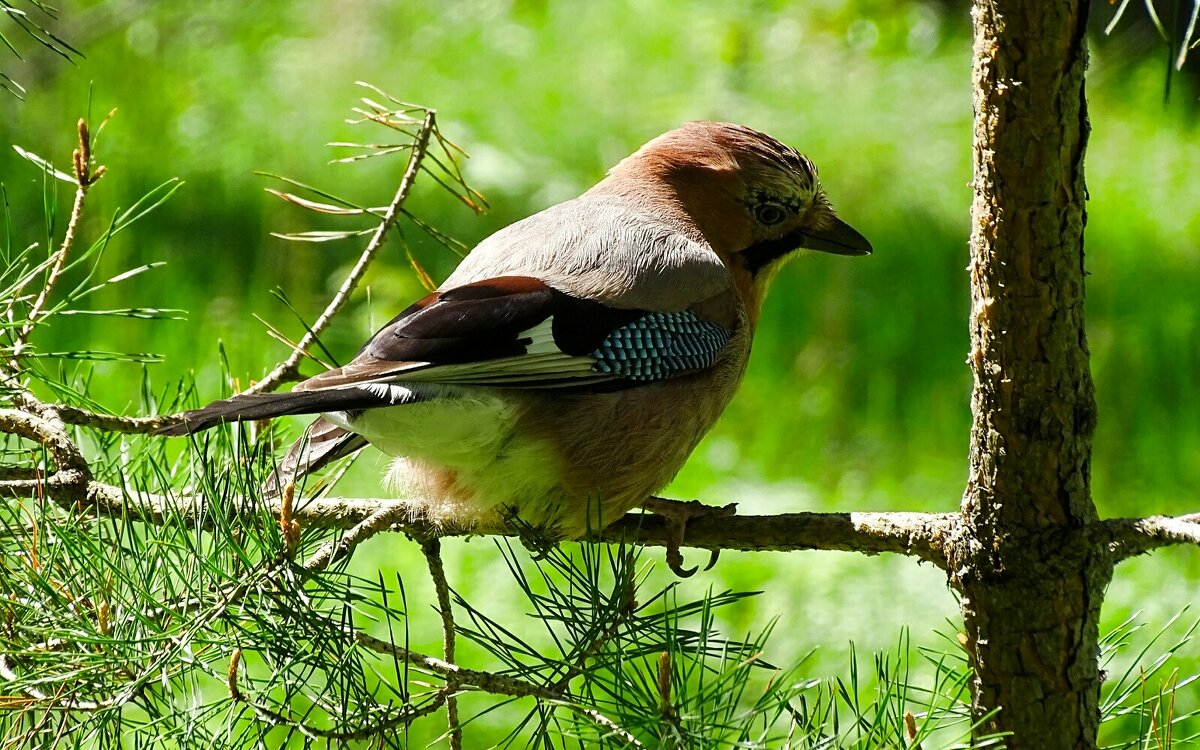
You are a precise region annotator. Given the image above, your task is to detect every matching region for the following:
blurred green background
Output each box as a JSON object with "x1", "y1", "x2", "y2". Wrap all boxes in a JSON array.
[{"x1": 3, "y1": 0, "x2": 1199, "y2": 743}]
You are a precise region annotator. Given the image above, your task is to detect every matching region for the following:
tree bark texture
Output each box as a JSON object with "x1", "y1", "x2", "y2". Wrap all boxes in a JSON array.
[{"x1": 953, "y1": 1, "x2": 1111, "y2": 747}]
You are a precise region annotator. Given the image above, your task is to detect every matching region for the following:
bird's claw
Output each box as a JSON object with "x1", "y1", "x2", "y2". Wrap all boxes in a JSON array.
[{"x1": 641, "y1": 497, "x2": 737, "y2": 577}]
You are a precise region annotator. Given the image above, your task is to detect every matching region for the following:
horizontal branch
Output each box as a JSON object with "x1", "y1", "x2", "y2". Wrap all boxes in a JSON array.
[
  {"x1": 1098, "y1": 514, "x2": 1200, "y2": 561},
  {"x1": 12, "y1": 469, "x2": 958, "y2": 568},
  {"x1": 52, "y1": 405, "x2": 178, "y2": 434},
  {"x1": 1, "y1": 372, "x2": 180, "y2": 435},
  {"x1": 0, "y1": 411, "x2": 960, "y2": 567},
  {"x1": 6, "y1": 407, "x2": 1198, "y2": 571},
  {"x1": 353, "y1": 630, "x2": 559, "y2": 701},
  {"x1": 598, "y1": 510, "x2": 957, "y2": 566}
]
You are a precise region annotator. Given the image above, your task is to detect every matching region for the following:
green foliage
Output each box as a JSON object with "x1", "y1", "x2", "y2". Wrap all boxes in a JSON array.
[
  {"x1": 0, "y1": 471, "x2": 998, "y2": 748},
  {"x1": 0, "y1": 0, "x2": 81, "y2": 98},
  {"x1": 1101, "y1": 610, "x2": 1200, "y2": 748},
  {"x1": 1, "y1": 2, "x2": 1199, "y2": 745}
]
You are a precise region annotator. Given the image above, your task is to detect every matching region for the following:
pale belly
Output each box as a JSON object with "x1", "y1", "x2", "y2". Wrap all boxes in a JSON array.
[
  {"x1": 321, "y1": 361, "x2": 742, "y2": 537},
  {"x1": 323, "y1": 388, "x2": 566, "y2": 531}
]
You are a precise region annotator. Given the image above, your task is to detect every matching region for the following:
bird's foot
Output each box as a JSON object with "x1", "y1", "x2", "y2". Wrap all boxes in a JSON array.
[{"x1": 640, "y1": 497, "x2": 737, "y2": 577}]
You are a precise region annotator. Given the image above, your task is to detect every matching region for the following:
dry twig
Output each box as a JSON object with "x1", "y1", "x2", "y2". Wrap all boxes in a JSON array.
[
  {"x1": 420, "y1": 538, "x2": 463, "y2": 750},
  {"x1": 241, "y1": 109, "x2": 437, "y2": 395}
]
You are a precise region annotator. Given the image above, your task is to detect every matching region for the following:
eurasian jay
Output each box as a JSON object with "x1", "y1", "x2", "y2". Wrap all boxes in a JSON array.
[{"x1": 162, "y1": 121, "x2": 871, "y2": 563}]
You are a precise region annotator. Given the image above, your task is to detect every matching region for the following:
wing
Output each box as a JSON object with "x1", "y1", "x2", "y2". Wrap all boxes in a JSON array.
[
  {"x1": 160, "y1": 276, "x2": 734, "y2": 436},
  {"x1": 295, "y1": 275, "x2": 735, "y2": 392}
]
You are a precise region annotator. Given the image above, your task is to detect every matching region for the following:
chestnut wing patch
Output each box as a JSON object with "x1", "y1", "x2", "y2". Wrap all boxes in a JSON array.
[{"x1": 297, "y1": 276, "x2": 732, "y2": 391}]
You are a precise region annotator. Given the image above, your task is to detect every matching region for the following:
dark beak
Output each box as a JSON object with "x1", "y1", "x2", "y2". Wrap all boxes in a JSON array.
[{"x1": 797, "y1": 217, "x2": 872, "y2": 256}]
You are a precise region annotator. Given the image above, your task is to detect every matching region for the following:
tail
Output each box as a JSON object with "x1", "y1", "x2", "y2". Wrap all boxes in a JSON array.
[
  {"x1": 157, "y1": 387, "x2": 402, "y2": 436},
  {"x1": 262, "y1": 418, "x2": 369, "y2": 497}
]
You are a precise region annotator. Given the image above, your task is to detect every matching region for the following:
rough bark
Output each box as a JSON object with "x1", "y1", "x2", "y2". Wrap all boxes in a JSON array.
[{"x1": 951, "y1": 1, "x2": 1111, "y2": 747}]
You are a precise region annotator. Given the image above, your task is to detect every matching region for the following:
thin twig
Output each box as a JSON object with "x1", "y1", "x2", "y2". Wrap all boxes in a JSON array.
[
  {"x1": 0, "y1": 653, "x2": 126, "y2": 712},
  {"x1": 226, "y1": 647, "x2": 445, "y2": 741},
  {"x1": 41, "y1": 404, "x2": 176, "y2": 434},
  {"x1": 420, "y1": 537, "x2": 463, "y2": 750},
  {"x1": 352, "y1": 630, "x2": 560, "y2": 700},
  {"x1": 242, "y1": 109, "x2": 438, "y2": 395},
  {"x1": 10, "y1": 119, "x2": 104, "y2": 367},
  {"x1": 565, "y1": 704, "x2": 647, "y2": 748},
  {"x1": 301, "y1": 501, "x2": 422, "y2": 572}
]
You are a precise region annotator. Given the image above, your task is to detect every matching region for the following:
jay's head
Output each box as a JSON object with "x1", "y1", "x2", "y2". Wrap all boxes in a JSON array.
[{"x1": 598, "y1": 121, "x2": 871, "y2": 299}]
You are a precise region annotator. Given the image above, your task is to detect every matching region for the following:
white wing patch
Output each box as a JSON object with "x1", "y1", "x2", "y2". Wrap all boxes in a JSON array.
[
  {"x1": 395, "y1": 319, "x2": 600, "y2": 386},
  {"x1": 521, "y1": 319, "x2": 561, "y2": 355},
  {"x1": 359, "y1": 382, "x2": 419, "y2": 404}
]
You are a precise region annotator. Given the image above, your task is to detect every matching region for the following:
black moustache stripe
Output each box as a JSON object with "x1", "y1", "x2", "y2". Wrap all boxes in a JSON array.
[{"x1": 741, "y1": 231, "x2": 801, "y2": 274}]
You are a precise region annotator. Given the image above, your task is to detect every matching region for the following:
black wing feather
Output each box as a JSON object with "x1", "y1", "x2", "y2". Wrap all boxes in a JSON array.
[
  {"x1": 364, "y1": 276, "x2": 641, "y2": 363},
  {"x1": 299, "y1": 276, "x2": 643, "y2": 390}
]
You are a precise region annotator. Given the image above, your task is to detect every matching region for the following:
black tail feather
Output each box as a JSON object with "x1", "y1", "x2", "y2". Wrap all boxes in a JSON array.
[
  {"x1": 262, "y1": 418, "x2": 369, "y2": 497},
  {"x1": 157, "y1": 388, "x2": 399, "y2": 436}
]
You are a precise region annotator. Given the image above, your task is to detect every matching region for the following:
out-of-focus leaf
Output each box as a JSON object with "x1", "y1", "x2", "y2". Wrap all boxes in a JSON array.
[
  {"x1": 58, "y1": 308, "x2": 185, "y2": 320},
  {"x1": 328, "y1": 144, "x2": 413, "y2": 164},
  {"x1": 29, "y1": 350, "x2": 164, "y2": 362},
  {"x1": 0, "y1": 71, "x2": 25, "y2": 99},
  {"x1": 405, "y1": 245, "x2": 437, "y2": 292},
  {"x1": 1178, "y1": 2, "x2": 1200, "y2": 69},
  {"x1": 12, "y1": 145, "x2": 75, "y2": 183},
  {"x1": 255, "y1": 172, "x2": 369, "y2": 211},
  {"x1": 270, "y1": 229, "x2": 373, "y2": 243},
  {"x1": 265, "y1": 189, "x2": 382, "y2": 216},
  {"x1": 103, "y1": 179, "x2": 185, "y2": 239}
]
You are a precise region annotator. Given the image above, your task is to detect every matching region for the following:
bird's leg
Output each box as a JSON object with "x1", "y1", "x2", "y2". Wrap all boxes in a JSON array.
[{"x1": 640, "y1": 497, "x2": 737, "y2": 577}]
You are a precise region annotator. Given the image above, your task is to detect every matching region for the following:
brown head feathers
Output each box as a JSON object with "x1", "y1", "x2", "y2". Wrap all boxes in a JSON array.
[{"x1": 610, "y1": 121, "x2": 819, "y2": 190}]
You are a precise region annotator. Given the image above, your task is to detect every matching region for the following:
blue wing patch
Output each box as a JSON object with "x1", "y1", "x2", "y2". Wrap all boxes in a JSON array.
[{"x1": 590, "y1": 312, "x2": 731, "y2": 381}]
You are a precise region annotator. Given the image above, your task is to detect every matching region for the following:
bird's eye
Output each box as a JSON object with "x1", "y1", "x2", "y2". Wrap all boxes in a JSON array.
[{"x1": 754, "y1": 203, "x2": 787, "y2": 226}]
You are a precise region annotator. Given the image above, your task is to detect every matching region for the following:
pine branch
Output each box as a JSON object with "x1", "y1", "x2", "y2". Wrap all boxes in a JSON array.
[
  {"x1": 10, "y1": 404, "x2": 1200, "y2": 576},
  {"x1": 39, "y1": 405, "x2": 176, "y2": 434},
  {"x1": 0, "y1": 407, "x2": 962, "y2": 567},
  {"x1": 240, "y1": 108, "x2": 437, "y2": 396},
  {"x1": 1, "y1": 106, "x2": 442, "y2": 436},
  {"x1": 225, "y1": 648, "x2": 444, "y2": 741},
  {"x1": 419, "y1": 538, "x2": 463, "y2": 750}
]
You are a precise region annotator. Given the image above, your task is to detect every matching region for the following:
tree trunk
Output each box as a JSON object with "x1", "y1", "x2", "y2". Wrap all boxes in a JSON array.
[{"x1": 953, "y1": 1, "x2": 1112, "y2": 747}]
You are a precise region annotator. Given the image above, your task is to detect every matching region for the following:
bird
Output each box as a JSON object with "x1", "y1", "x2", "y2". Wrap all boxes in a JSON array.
[{"x1": 160, "y1": 121, "x2": 871, "y2": 572}]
